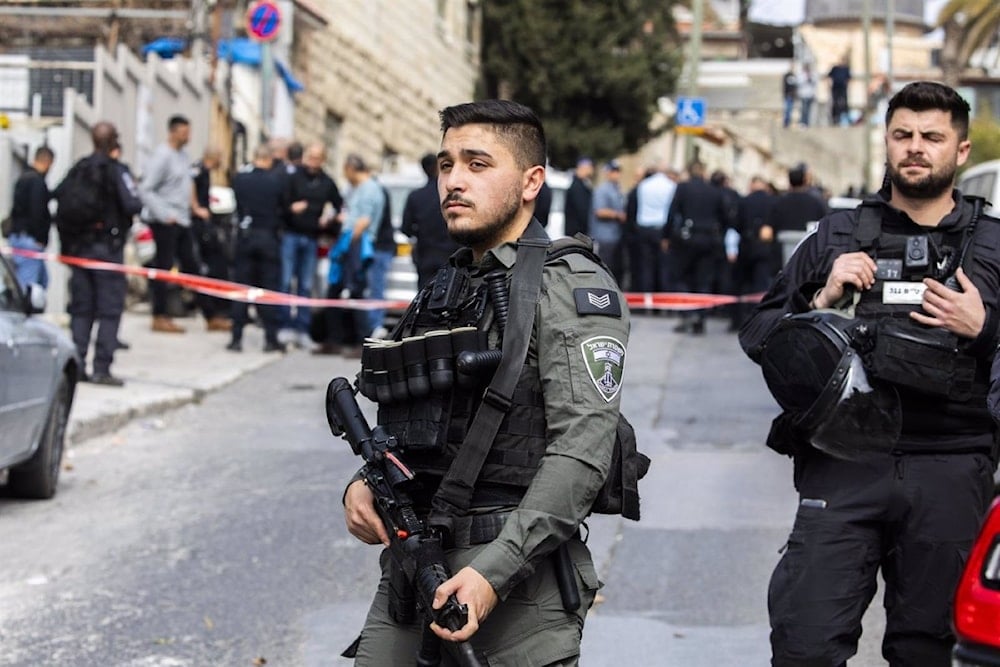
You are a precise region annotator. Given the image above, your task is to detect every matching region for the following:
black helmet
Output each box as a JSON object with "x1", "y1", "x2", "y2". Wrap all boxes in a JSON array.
[{"x1": 760, "y1": 310, "x2": 900, "y2": 460}]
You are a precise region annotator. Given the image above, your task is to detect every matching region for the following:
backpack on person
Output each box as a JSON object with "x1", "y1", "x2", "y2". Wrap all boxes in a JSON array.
[{"x1": 55, "y1": 156, "x2": 106, "y2": 236}]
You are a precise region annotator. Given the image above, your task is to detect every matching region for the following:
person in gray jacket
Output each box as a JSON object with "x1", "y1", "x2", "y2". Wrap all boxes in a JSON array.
[{"x1": 140, "y1": 114, "x2": 204, "y2": 334}]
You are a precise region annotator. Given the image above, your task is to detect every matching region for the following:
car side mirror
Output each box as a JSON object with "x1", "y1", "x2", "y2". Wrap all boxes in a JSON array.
[{"x1": 25, "y1": 283, "x2": 47, "y2": 314}]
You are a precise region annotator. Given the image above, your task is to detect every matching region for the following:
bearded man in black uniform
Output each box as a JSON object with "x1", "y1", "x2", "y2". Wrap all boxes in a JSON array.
[{"x1": 740, "y1": 81, "x2": 1000, "y2": 667}]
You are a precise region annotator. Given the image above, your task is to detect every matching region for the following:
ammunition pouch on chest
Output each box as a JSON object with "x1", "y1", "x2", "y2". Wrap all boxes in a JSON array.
[
  {"x1": 864, "y1": 317, "x2": 977, "y2": 401},
  {"x1": 375, "y1": 364, "x2": 548, "y2": 494},
  {"x1": 360, "y1": 261, "x2": 549, "y2": 497}
]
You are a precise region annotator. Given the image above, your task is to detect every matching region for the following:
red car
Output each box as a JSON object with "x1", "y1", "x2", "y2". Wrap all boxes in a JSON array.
[{"x1": 954, "y1": 498, "x2": 1000, "y2": 666}]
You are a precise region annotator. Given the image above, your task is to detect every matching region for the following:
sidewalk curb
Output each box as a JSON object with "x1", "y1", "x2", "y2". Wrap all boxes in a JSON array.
[
  {"x1": 67, "y1": 389, "x2": 205, "y2": 445},
  {"x1": 64, "y1": 307, "x2": 285, "y2": 446}
]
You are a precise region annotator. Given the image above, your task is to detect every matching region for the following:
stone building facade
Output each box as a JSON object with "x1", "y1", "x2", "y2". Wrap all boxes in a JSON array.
[{"x1": 290, "y1": 0, "x2": 481, "y2": 175}]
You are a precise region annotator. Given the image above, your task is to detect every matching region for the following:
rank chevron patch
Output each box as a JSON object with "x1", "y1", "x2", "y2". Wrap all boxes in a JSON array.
[
  {"x1": 588, "y1": 292, "x2": 611, "y2": 309},
  {"x1": 573, "y1": 288, "x2": 622, "y2": 317}
]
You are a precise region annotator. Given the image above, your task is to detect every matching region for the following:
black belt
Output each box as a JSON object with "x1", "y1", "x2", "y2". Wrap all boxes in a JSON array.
[{"x1": 442, "y1": 511, "x2": 512, "y2": 548}]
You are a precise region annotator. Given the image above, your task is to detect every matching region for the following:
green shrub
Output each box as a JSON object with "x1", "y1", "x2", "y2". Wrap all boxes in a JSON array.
[{"x1": 966, "y1": 107, "x2": 1000, "y2": 169}]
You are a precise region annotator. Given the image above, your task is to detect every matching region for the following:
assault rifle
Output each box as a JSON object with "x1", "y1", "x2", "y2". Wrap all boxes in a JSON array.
[{"x1": 326, "y1": 377, "x2": 481, "y2": 667}]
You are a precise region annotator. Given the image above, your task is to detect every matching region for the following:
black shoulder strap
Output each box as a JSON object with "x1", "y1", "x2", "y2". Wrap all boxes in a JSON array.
[
  {"x1": 947, "y1": 195, "x2": 986, "y2": 285},
  {"x1": 429, "y1": 219, "x2": 551, "y2": 526},
  {"x1": 854, "y1": 198, "x2": 882, "y2": 251}
]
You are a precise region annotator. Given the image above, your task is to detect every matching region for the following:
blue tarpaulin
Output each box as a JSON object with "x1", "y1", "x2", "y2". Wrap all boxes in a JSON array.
[
  {"x1": 141, "y1": 37, "x2": 305, "y2": 94},
  {"x1": 142, "y1": 37, "x2": 187, "y2": 59},
  {"x1": 217, "y1": 38, "x2": 305, "y2": 94}
]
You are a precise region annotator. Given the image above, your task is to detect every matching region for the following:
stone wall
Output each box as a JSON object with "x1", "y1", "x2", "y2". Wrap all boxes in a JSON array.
[{"x1": 290, "y1": 0, "x2": 480, "y2": 174}]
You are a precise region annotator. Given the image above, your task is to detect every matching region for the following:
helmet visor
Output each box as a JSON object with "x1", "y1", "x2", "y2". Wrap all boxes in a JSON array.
[{"x1": 806, "y1": 352, "x2": 900, "y2": 460}]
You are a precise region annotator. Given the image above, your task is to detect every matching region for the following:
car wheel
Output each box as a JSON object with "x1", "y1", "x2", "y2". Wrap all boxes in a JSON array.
[{"x1": 8, "y1": 376, "x2": 71, "y2": 499}]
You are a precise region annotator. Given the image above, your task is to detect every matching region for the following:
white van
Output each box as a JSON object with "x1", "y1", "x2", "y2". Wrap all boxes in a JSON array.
[{"x1": 958, "y1": 159, "x2": 1000, "y2": 215}]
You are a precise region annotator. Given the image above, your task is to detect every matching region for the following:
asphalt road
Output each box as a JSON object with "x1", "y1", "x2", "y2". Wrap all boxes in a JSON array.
[{"x1": 0, "y1": 315, "x2": 889, "y2": 666}]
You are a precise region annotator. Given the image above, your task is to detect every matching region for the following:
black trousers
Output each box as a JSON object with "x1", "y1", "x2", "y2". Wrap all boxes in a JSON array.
[
  {"x1": 732, "y1": 254, "x2": 776, "y2": 329},
  {"x1": 229, "y1": 231, "x2": 281, "y2": 344},
  {"x1": 194, "y1": 217, "x2": 232, "y2": 319},
  {"x1": 149, "y1": 221, "x2": 211, "y2": 318},
  {"x1": 67, "y1": 239, "x2": 126, "y2": 375},
  {"x1": 670, "y1": 236, "x2": 719, "y2": 325},
  {"x1": 770, "y1": 449, "x2": 994, "y2": 667},
  {"x1": 631, "y1": 226, "x2": 670, "y2": 293},
  {"x1": 316, "y1": 282, "x2": 368, "y2": 346}
]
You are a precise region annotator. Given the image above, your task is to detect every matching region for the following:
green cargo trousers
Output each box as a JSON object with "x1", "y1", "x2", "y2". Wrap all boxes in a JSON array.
[{"x1": 349, "y1": 537, "x2": 601, "y2": 666}]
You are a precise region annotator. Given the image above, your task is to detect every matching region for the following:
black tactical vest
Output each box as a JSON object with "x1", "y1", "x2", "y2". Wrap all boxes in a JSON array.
[
  {"x1": 358, "y1": 260, "x2": 548, "y2": 509},
  {"x1": 846, "y1": 196, "x2": 987, "y2": 402}
]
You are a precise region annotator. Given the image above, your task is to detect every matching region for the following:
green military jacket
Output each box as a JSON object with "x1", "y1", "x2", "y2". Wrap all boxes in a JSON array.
[{"x1": 455, "y1": 237, "x2": 631, "y2": 599}]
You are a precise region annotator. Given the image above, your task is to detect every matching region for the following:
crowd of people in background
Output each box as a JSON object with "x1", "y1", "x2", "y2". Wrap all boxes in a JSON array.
[
  {"x1": 130, "y1": 121, "x2": 417, "y2": 360},
  {"x1": 782, "y1": 55, "x2": 853, "y2": 128},
  {"x1": 2, "y1": 114, "x2": 434, "y2": 381},
  {"x1": 569, "y1": 155, "x2": 847, "y2": 334},
  {"x1": 5, "y1": 109, "x2": 862, "y2": 382},
  {"x1": 114, "y1": 118, "x2": 393, "y2": 359}
]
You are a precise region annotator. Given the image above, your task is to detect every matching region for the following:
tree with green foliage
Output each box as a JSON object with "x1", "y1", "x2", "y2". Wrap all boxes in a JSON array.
[
  {"x1": 479, "y1": 0, "x2": 683, "y2": 169},
  {"x1": 937, "y1": 0, "x2": 1000, "y2": 89},
  {"x1": 967, "y1": 108, "x2": 1000, "y2": 169}
]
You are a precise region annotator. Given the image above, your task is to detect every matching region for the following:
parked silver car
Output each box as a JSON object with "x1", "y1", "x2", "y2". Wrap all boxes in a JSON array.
[{"x1": 0, "y1": 253, "x2": 80, "y2": 499}]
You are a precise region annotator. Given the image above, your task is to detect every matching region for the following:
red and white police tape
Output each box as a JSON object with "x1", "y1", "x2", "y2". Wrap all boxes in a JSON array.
[{"x1": 4, "y1": 247, "x2": 762, "y2": 311}]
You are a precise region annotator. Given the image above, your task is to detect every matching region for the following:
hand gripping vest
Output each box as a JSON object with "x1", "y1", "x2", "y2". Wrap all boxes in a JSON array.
[{"x1": 850, "y1": 196, "x2": 987, "y2": 402}]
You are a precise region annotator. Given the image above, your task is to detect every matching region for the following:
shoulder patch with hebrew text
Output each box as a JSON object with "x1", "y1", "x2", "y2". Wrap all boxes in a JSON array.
[{"x1": 581, "y1": 335, "x2": 626, "y2": 402}]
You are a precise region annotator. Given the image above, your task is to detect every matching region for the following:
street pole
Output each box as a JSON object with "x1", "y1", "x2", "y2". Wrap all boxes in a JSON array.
[
  {"x1": 260, "y1": 40, "x2": 273, "y2": 143},
  {"x1": 862, "y1": 0, "x2": 872, "y2": 193},
  {"x1": 685, "y1": 0, "x2": 703, "y2": 165},
  {"x1": 191, "y1": 0, "x2": 209, "y2": 63},
  {"x1": 886, "y1": 0, "x2": 894, "y2": 90}
]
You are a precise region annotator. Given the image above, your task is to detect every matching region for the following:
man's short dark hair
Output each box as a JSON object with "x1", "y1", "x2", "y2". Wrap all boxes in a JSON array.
[
  {"x1": 168, "y1": 115, "x2": 190, "y2": 130},
  {"x1": 345, "y1": 153, "x2": 368, "y2": 172},
  {"x1": 91, "y1": 121, "x2": 119, "y2": 153},
  {"x1": 788, "y1": 165, "x2": 807, "y2": 188},
  {"x1": 885, "y1": 81, "x2": 971, "y2": 140},
  {"x1": 287, "y1": 141, "x2": 304, "y2": 162},
  {"x1": 34, "y1": 146, "x2": 54, "y2": 162},
  {"x1": 439, "y1": 100, "x2": 546, "y2": 170},
  {"x1": 420, "y1": 153, "x2": 437, "y2": 179}
]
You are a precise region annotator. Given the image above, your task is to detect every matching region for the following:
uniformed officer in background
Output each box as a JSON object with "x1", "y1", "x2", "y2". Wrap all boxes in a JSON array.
[
  {"x1": 226, "y1": 144, "x2": 285, "y2": 353},
  {"x1": 664, "y1": 160, "x2": 733, "y2": 335},
  {"x1": 739, "y1": 81, "x2": 1000, "y2": 666},
  {"x1": 190, "y1": 146, "x2": 233, "y2": 332},
  {"x1": 342, "y1": 100, "x2": 630, "y2": 665},
  {"x1": 58, "y1": 122, "x2": 142, "y2": 386}
]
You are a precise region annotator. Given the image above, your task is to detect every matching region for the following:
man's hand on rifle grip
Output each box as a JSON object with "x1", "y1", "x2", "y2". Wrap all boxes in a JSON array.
[
  {"x1": 343, "y1": 480, "x2": 390, "y2": 546},
  {"x1": 430, "y1": 566, "x2": 499, "y2": 642}
]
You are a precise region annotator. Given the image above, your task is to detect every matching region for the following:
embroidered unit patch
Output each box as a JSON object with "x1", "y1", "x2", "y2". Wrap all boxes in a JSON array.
[{"x1": 581, "y1": 335, "x2": 626, "y2": 402}]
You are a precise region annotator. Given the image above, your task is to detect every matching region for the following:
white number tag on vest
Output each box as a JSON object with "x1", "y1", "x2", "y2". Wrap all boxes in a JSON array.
[{"x1": 882, "y1": 281, "x2": 927, "y2": 305}]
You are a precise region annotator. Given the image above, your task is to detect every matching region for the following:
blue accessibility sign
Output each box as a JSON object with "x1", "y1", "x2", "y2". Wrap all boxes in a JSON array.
[
  {"x1": 246, "y1": 0, "x2": 282, "y2": 42},
  {"x1": 676, "y1": 96, "x2": 707, "y2": 127}
]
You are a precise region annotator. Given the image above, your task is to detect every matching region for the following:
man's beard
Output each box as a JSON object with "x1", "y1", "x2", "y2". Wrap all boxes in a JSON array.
[
  {"x1": 446, "y1": 186, "x2": 522, "y2": 248},
  {"x1": 888, "y1": 160, "x2": 956, "y2": 200}
]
